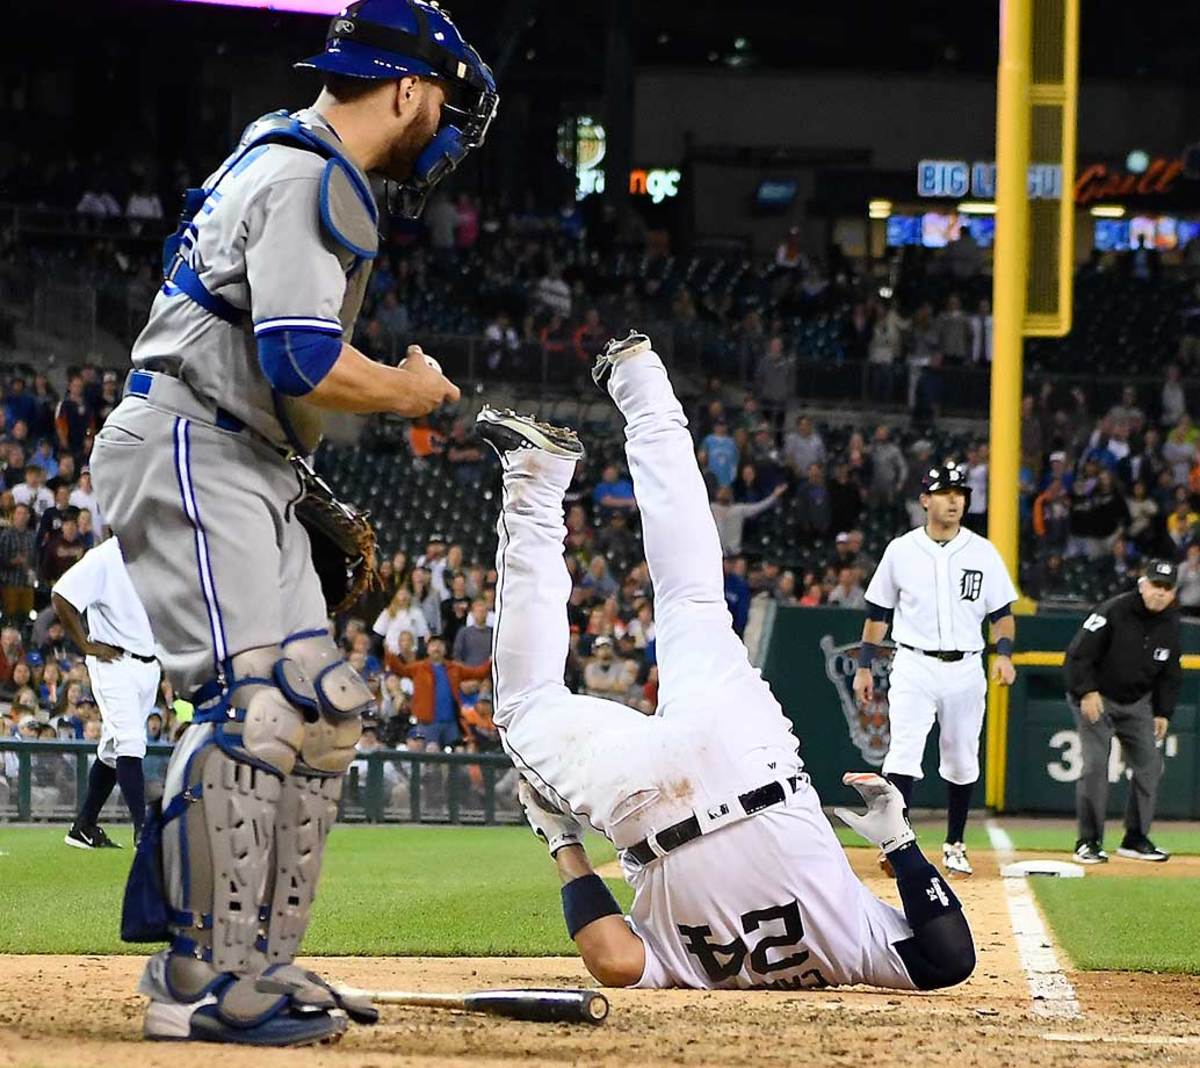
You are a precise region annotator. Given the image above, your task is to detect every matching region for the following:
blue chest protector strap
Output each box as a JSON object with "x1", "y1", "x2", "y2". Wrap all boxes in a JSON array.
[{"x1": 161, "y1": 111, "x2": 379, "y2": 325}]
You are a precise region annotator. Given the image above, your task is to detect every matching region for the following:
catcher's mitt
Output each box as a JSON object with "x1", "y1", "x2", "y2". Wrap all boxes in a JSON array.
[{"x1": 292, "y1": 456, "x2": 380, "y2": 615}]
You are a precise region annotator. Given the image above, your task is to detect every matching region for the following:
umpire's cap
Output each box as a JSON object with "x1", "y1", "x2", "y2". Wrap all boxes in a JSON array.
[
  {"x1": 921, "y1": 461, "x2": 971, "y2": 502},
  {"x1": 1144, "y1": 559, "x2": 1178, "y2": 589}
]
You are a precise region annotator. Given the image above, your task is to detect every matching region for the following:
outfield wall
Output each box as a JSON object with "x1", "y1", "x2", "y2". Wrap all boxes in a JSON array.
[{"x1": 761, "y1": 607, "x2": 1200, "y2": 817}]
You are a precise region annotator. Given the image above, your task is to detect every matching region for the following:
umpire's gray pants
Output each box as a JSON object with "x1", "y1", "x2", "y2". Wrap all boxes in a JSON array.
[{"x1": 1068, "y1": 693, "x2": 1162, "y2": 844}]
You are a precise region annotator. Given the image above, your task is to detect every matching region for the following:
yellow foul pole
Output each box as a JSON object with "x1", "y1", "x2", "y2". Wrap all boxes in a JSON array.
[{"x1": 985, "y1": 0, "x2": 1031, "y2": 810}]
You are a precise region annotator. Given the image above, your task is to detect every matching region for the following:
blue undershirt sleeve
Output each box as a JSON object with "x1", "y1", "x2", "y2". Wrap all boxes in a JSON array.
[{"x1": 256, "y1": 326, "x2": 343, "y2": 397}]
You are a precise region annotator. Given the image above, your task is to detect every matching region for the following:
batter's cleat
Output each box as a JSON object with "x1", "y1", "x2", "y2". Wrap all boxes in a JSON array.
[
  {"x1": 65, "y1": 823, "x2": 122, "y2": 849},
  {"x1": 1116, "y1": 836, "x2": 1170, "y2": 862},
  {"x1": 1073, "y1": 840, "x2": 1109, "y2": 864},
  {"x1": 475, "y1": 406, "x2": 584, "y2": 461},
  {"x1": 591, "y1": 331, "x2": 652, "y2": 392},
  {"x1": 834, "y1": 772, "x2": 916, "y2": 855},
  {"x1": 942, "y1": 841, "x2": 973, "y2": 877}
]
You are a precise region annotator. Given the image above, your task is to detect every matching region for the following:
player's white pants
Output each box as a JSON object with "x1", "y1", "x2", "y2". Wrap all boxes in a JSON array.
[
  {"x1": 881, "y1": 649, "x2": 987, "y2": 784},
  {"x1": 87, "y1": 654, "x2": 161, "y2": 767},
  {"x1": 491, "y1": 350, "x2": 800, "y2": 850}
]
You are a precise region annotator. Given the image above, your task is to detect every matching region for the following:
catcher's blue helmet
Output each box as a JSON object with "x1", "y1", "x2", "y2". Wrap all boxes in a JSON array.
[{"x1": 296, "y1": 0, "x2": 498, "y2": 218}]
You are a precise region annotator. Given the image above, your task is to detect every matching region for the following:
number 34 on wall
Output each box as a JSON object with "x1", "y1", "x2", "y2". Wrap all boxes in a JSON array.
[{"x1": 1046, "y1": 729, "x2": 1179, "y2": 784}]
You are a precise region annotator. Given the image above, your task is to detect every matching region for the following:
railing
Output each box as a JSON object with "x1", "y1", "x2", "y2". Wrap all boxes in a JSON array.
[{"x1": 0, "y1": 740, "x2": 523, "y2": 826}]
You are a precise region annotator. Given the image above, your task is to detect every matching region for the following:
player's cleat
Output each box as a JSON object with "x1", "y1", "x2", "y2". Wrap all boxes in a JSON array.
[
  {"x1": 1115, "y1": 836, "x2": 1170, "y2": 862},
  {"x1": 1073, "y1": 840, "x2": 1108, "y2": 864},
  {"x1": 65, "y1": 823, "x2": 122, "y2": 849},
  {"x1": 591, "y1": 330, "x2": 652, "y2": 391},
  {"x1": 834, "y1": 772, "x2": 916, "y2": 855},
  {"x1": 942, "y1": 841, "x2": 973, "y2": 877},
  {"x1": 475, "y1": 406, "x2": 584, "y2": 461}
]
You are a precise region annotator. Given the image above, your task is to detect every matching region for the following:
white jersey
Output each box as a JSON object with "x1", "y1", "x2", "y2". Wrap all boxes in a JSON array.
[
  {"x1": 53, "y1": 538, "x2": 156, "y2": 657},
  {"x1": 865, "y1": 527, "x2": 1017, "y2": 652}
]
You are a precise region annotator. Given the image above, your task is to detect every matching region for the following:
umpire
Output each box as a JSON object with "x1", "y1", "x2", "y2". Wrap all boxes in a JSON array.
[{"x1": 1065, "y1": 559, "x2": 1181, "y2": 864}]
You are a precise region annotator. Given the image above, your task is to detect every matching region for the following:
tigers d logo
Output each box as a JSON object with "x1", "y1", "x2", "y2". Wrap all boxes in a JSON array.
[
  {"x1": 959, "y1": 569, "x2": 983, "y2": 601},
  {"x1": 821, "y1": 635, "x2": 892, "y2": 766}
]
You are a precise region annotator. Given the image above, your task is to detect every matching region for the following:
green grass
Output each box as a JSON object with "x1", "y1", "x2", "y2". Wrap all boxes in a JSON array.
[
  {"x1": 0, "y1": 826, "x2": 630, "y2": 956},
  {"x1": 1031, "y1": 876, "x2": 1200, "y2": 974},
  {"x1": 832, "y1": 819, "x2": 996, "y2": 852},
  {"x1": 1001, "y1": 825, "x2": 1200, "y2": 856}
]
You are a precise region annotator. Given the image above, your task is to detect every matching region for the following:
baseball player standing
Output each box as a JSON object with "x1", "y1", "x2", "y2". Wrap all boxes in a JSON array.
[
  {"x1": 853, "y1": 463, "x2": 1018, "y2": 876},
  {"x1": 53, "y1": 538, "x2": 160, "y2": 850},
  {"x1": 476, "y1": 331, "x2": 975, "y2": 993},
  {"x1": 88, "y1": 0, "x2": 494, "y2": 1046}
]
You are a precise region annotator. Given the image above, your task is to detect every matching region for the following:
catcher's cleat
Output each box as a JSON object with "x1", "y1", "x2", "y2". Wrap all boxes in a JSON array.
[
  {"x1": 475, "y1": 406, "x2": 584, "y2": 461},
  {"x1": 942, "y1": 841, "x2": 974, "y2": 877},
  {"x1": 591, "y1": 331, "x2": 652, "y2": 392}
]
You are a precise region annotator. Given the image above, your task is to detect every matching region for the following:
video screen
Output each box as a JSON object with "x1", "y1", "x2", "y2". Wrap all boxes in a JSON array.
[
  {"x1": 755, "y1": 179, "x2": 798, "y2": 211},
  {"x1": 1093, "y1": 215, "x2": 1198, "y2": 252},
  {"x1": 885, "y1": 213, "x2": 993, "y2": 249}
]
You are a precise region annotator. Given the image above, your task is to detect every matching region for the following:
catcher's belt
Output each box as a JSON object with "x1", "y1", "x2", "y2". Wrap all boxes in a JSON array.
[{"x1": 291, "y1": 456, "x2": 380, "y2": 615}]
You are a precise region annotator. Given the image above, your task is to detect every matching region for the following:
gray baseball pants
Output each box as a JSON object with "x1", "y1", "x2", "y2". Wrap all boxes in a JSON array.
[{"x1": 1068, "y1": 693, "x2": 1163, "y2": 845}]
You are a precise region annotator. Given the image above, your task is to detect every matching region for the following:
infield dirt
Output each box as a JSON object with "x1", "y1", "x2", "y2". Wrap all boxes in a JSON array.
[{"x1": 2, "y1": 849, "x2": 1198, "y2": 1068}]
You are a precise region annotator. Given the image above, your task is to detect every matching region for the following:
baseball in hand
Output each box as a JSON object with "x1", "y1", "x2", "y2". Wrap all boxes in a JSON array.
[{"x1": 424, "y1": 355, "x2": 442, "y2": 373}]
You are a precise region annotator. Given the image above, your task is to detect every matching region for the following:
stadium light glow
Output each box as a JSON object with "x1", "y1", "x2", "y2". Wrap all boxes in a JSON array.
[
  {"x1": 868, "y1": 199, "x2": 892, "y2": 219},
  {"x1": 173, "y1": 0, "x2": 346, "y2": 13},
  {"x1": 958, "y1": 201, "x2": 997, "y2": 215},
  {"x1": 1089, "y1": 204, "x2": 1126, "y2": 218}
]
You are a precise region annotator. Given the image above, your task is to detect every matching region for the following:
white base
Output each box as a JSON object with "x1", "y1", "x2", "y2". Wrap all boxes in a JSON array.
[{"x1": 1000, "y1": 859, "x2": 1085, "y2": 878}]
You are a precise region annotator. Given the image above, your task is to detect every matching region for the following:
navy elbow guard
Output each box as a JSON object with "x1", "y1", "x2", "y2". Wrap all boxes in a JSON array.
[
  {"x1": 256, "y1": 323, "x2": 343, "y2": 396},
  {"x1": 889, "y1": 842, "x2": 975, "y2": 989},
  {"x1": 562, "y1": 874, "x2": 622, "y2": 938}
]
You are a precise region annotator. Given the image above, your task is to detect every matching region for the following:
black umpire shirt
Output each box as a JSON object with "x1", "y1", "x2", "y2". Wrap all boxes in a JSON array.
[{"x1": 1064, "y1": 591, "x2": 1182, "y2": 718}]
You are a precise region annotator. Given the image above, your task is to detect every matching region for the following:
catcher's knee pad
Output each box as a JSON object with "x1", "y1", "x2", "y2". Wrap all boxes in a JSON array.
[{"x1": 284, "y1": 632, "x2": 373, "y2": 775}]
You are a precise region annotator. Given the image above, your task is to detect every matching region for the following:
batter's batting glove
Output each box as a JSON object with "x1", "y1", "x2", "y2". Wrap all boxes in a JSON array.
[
  {"x1": 518, "y1": 778, "x2": 584, "y2": 856},
  {"x1": 833, "y1": 772, "x2": 916, "y2": 855}
]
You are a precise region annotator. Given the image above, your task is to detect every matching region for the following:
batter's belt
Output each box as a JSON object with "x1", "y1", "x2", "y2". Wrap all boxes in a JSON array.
[{"x1": 625, "y1": 775, "x2": 805, "y2": 866}]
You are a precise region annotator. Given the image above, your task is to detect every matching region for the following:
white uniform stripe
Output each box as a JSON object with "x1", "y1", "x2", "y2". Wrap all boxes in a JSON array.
[
  {"x1": 173, "y1": 419, "x2": 227, "y2": 665},
  {"x1": 253, "y1": 316, "x2": 342, "y2": 335}
]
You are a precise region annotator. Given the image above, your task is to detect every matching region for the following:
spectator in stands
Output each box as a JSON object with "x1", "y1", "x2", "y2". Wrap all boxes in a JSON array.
[
  {"x1": 374, "y1": 588, "x2": 431, "y2": 656},
  {"x1": 625, "y1": 601, "x2": 655, "y2": 650},
  {"x1": 376, "y1": 290, "x2": 410, "y2": 341},
  {"x1": 484, "y1": 311, "x2": 520, "y2": 372},
  {"x1": 1176, "y1": 544, "x2": 1200, "y2": 616},
  {"x1": 701, "y1": 419, "x2": 740, "y2": 489},
  {"x1": 866, "y1": 300, "x2": 906, "y2": 404},
  {"x1": 0, "y1": 503, "x2": 36, "y2": 619},
  {"x1": 592, "y1": 463, "x2": 637, "y2": 518},
  {"x1": 573, "y1": 307, "x2": 609, "y2": 366},
  {"x1": 753, "y1": 336, "x2": 795, "y2": 430},
  {"x1": 964, "y1": 442, "x2": 989, "y2": 534},
  {"x1": 867, "y1": 425, "x2": 906, "y2": 509},
  {"x1": 455, "y1": 193, "x2": 480, "y2": 250},
  {"x1": 385, "y1": 636, "x2": 490, "y2": 750},
  {"x1": 425, "y1": 192, "x2": 459, "y2": 258},
  {"x1": 126, "y1": 175, "x2": 164, "y2": 225},
  {"x1": 452, "y1": 599, "x2": 492, "y2": 667},
  {"x1": 12, "y1": 464, "x2": 52, "y2": 517},
  {"x1": 68, "y1": 467, "x2": 102, "y2": 531},
  {"x1": 595, "y1": 511, "x2": 638, "y2": 571},
  {"x1": 722, "y1": 555, "x2": 752, "y2": 636},
  {"x1": 906, "y1": 301, "x2": 941, "y2": 412},
  {"x1": 1166, "y1": 489, "x2": 1200, "y2": 552},
  {"x1": 1161, "y1": 364, "x2": 1186, "y2": 427},
  {"x1": 797, "y1": 463, "x2": 833, "y2": 538},
  {"x1": 970, "y1": 298, "x2": 993, "y2": 363},
  {"x1": 582, "y1": 635, "x2": 636, "y2": 700},
  {"x1": 1164, "y1": 420, "x2": 1196, "y2": 486},
  {"x1": 54, "y1": 374, "x2": 94, "y2": 459},
  {"x1": 1125, "y1": 481, "x2": 1161, "y2": 555},
  {"x1": 828, "y1": 462, "x2": 864, "y2": 534},
  {"x1": 445, "y1": 420, "x2": 485, "y2": 485},
  {"x1": 4, "y1": 377, "x2": 36, "y2": 434},
  {"x1": 409, "y1": 566, "x2": 443, "y2": 636},
  {"x1": 539, "y1": 313, "x2": 572, "y2": 367},
  {"x1": 710, "y1": 482, "x2": 786, "y2": 556},
  {"x1": 36, "y1": 484, "x2": 73, "y2": 548},
  {"x1": 1069, "y1": 469, "x2": 1129, "y2": 560},
  {"x1": 827, "y1": 565, "x2": 867, "y2": 609},
  {"x1": 935, "y1": 293, "x2": 972, "y2": 363},
  {"x1": 581, "y1": 555, "x2": 619, "y2": 603},
  {"x1": 441, "y1": 573, "x2": 473, "y2": 649},
  {"x1": 40, "y1": 509, "x2": 85, "y2": 582},
  {"x1": 783, "y1": 415, "x2": 826, "y2": 475},
  {"x1": 533, "y1": 262, "x2": 572, "y2": 319},
  {"x1": 1121, "y1": 427, "x2": 1164, "y2": 490},
  {"x1": 1033, "y1": 479, "x2": 1072, "y2": 556}
]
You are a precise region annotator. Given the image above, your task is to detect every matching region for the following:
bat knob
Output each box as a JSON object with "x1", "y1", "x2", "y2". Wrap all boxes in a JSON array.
[{"x1": 583, "y1": 991, "x2": 609, "y2": 1024}]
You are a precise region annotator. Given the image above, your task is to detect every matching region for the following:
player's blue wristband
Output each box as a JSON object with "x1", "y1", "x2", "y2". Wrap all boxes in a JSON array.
[
  {"x1": 562, "y1": 874, "x2": 621, "y2": 938},
  {"x1": 857, "y1": 643, "x2": 880, "y2": 669},
  {"x1": 996, "y1": 638, "x2": 1014, "y2": 657}
]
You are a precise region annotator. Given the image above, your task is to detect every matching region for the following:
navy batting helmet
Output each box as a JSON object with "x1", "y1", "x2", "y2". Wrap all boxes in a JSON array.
[
  {"x1": 921, "y1": 461, "x2": 971, "y2": 504},
  {"x1": 296, "y1": 0, "x2": 498, "y2": 218}
]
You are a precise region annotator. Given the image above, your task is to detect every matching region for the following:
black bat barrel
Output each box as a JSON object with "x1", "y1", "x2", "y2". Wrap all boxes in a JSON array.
[{"x1": 462, "y1": 988, "x2": 609, "y2": 1024}]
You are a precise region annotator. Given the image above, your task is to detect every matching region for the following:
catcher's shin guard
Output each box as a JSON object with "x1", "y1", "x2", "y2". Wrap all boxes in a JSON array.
[{"x1": 135, "y1": 642, "x2": 372, "y2": 1038}]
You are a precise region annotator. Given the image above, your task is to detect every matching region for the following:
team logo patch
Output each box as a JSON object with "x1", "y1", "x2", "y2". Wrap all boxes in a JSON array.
[
  {"x1": 959, "y1": 569, "x2": 983, "y2": 602},
  {"x1": 821, "y1": 635, "x2": 892, "y2": 767},
  {"x1": 333, "y1": 18, "x2": 355, "y2": 34}
]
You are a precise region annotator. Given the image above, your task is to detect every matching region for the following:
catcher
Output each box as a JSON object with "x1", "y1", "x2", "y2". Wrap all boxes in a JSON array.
[{"x1": 90, "y1": 0, "x2": 494, "y2": 1046}]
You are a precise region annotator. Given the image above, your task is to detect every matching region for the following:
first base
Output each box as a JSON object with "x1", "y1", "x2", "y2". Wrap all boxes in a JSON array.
[{"x1": 1000, "y1": 860, "x2": 1085, "y2": 878}]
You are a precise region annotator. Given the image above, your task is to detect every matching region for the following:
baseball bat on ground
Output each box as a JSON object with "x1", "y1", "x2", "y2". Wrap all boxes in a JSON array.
[{"x1": 332, "y1": 985, "x2": 610, "y2": 1025}]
